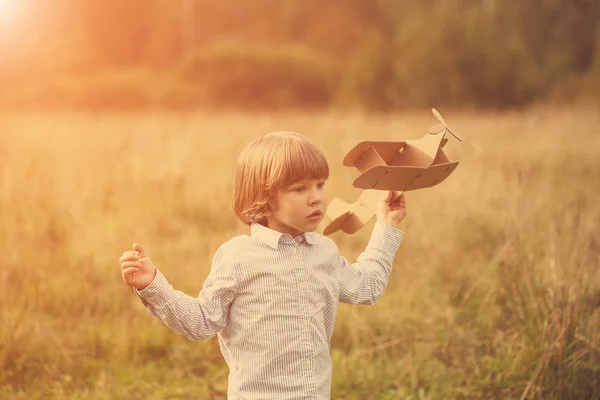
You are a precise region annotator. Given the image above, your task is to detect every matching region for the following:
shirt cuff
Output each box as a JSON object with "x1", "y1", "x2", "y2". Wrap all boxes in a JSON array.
[
  {"x1": 368, "y1": 222, "x2": 404, "y2": 254},
  {"x1": 134, "y1": 269, "x2": 173, "y2": 304}
]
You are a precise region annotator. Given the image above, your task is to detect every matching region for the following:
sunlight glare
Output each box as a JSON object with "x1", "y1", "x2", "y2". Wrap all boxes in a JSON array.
[
  {"x1": 0, "y1": 0, "x2": 9, "y2": 23},
  {"x1": 0, "y1": 0, "x2": 21, "y2": 29},
  {"x1": 0, "y1": 0, "x2": 15, "y2": 21}
]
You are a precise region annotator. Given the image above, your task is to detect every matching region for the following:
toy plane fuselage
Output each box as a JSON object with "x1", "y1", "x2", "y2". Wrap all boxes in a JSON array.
[{"x1": 342, "y1": 128, "x2": 458, "y2": 191}]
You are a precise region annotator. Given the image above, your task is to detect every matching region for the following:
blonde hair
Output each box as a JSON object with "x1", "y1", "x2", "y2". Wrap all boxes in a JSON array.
[{"x1": 234, "y1": 131, "x2": 329, "y2": 225}]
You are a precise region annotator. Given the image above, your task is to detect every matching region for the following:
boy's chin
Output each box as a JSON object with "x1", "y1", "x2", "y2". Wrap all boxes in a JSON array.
[{"x1": 304, "y1": 221, "x2": 322, "y2": 232}]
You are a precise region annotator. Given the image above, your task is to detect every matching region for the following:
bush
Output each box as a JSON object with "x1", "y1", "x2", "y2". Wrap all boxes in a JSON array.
[{"x1": 171, "y1": 42, "x2": 336, "y2": 110}]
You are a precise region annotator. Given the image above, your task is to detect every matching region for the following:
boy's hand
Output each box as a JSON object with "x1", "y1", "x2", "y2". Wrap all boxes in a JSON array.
[
  {"x1": 120, "y1": 243, "x2": 157, "y2": 290},
  {"x1": 376, "y1": 191, "x2": 407, "y2": 227}
]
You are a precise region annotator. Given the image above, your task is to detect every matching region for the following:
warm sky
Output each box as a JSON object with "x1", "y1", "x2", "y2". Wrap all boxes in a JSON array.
[
  {"x1": 0, "y1": 0, "x2": 30, "y2": 46},
  {"x1": 0, "y1": 0, "x2": 21, "y2": 26}
]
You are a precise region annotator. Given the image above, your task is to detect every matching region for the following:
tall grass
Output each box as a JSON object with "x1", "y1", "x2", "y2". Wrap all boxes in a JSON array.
[{"x1": 0, "y1": 107, "x2": 599, "y2": 399}]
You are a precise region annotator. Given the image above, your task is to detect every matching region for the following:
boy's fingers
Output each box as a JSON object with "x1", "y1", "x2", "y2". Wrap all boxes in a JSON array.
[
  {"x1": 121, "y1": 261, "x2": 142, "y2": 270},
  {"x1": 392, "y1": 192, "x2": 406, "y2": 205},
  {"x1": 382, "y1": 191, "x2": 393, "y2": 204},
  {"x1": 133, "y1": 243, "x2": 147, "y2": 257},
  {"x1": 122, "y1": 267, "x2": 138, "y2": 280},
  {"x1": 120, "y1": 252, "x2": 140, "y2": 263}
]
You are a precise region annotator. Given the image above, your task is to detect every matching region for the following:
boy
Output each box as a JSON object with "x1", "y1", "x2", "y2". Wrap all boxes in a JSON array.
[{"x1": 119, "y1": 131, "x2": 406, "y2": 399}]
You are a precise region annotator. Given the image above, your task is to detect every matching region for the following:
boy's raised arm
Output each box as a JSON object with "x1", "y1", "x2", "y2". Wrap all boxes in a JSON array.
[
  {"x1": 337, "y1": 222, "x2": 403, "y2": 305},
  {"x1": 337, "y1": 191, "x2": 406, "y2": 304}
]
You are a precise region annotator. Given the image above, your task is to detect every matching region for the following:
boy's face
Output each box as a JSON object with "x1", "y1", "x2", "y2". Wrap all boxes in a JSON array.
[{"x1": 265, "y1": 179, "x2": 328, "y2": 237}]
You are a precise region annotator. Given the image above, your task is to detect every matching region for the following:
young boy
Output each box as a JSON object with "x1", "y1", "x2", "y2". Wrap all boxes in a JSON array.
[{"x1": 119, "y1": 131, "x2": 406, "y2": 399}]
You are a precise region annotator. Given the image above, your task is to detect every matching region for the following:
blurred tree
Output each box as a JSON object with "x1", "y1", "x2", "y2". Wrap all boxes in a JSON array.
[
  {"x1": 75, "y1": 0, "x2": 154, "y2": 66},
  {"x1": 517, "y1": 0, "x2": 600, "y2": 89},
  {"x1": 1, "y1": 0, "x2": 599, "y2": 110}
]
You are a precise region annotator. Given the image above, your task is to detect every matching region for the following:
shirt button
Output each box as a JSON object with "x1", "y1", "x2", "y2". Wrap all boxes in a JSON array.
[
  {"x1": 303, "y1": 320, "x2": 308, "y2": 326},
  {"x1": 293, "y1": 248, "x2": 298, "y2": 253},
  {"x1": 299, "y1": 283, "x2": 305, "y2": 289},
  {"x1": 305, "y1": 361, "x2": 310, "y2": 367}
]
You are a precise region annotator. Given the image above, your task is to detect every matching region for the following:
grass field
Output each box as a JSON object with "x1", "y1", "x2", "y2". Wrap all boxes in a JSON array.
[{"x1": 0, "y1": 107, "x2": 599, "y2": 399}]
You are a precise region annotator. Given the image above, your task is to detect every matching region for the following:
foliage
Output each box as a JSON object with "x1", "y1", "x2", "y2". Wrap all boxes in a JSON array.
[
  {"x1": 171, "y1": 42, "x2": 335, "y2": 110},
  {"x1": 1, "y1": 1, "x2": 599, "y2": 110}
]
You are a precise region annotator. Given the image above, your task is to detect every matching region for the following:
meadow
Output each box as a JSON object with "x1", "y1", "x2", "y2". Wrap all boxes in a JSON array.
[{"x1": 0, "y1": 107, "x2": 599, "y2": 399}]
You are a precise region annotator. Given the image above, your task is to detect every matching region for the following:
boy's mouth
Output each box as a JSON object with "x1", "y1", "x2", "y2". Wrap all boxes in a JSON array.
[{"x1": 307, "y1": 210, "x2": 323, "y2": 218}]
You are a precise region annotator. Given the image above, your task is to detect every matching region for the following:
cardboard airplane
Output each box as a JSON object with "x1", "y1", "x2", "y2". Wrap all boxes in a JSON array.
[{"x1": 322, "y1": 108, "x2": 462, "y2": 236}]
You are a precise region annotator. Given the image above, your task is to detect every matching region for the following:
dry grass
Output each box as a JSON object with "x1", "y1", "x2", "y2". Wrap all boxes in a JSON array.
[{"x1": 0, "y1": 106, "x2": 599, "y2": 399}]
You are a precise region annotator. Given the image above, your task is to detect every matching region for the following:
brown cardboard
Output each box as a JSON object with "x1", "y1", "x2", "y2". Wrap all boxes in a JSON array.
[
  {"x1": 343, "y1": 109, "x2": 461, "y2": 191},
  {"x1": 322, "y1": 190, "x2": 403, "y2": 236},
  {"x1": 322, "y1": 108, "x2": 461, "y2": 236}
]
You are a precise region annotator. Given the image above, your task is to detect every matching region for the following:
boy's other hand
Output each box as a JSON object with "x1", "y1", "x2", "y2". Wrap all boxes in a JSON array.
[
  {"x1": 120, "y1": 243, "x2": 157, "y2": 290},
  {"x1": 377, "y1": 191, "x2": 407, "y2": 227}
]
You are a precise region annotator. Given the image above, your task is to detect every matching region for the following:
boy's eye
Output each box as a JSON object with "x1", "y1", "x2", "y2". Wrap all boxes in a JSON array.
[
  {"x1": 295, "y1": 186, "x2": 306, "y2": 192},
  {"x1": 317, "y1": 182, "x2": 326, "y2": 189}
]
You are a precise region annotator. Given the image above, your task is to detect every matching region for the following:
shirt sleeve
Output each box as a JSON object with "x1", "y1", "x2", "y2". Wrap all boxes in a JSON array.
[
  {"x1": 337, "y1": 222, "x2": 403, "y2": 305},
  {"x1": 134, "y1": 243, "x2": 239, "y2": 341}
]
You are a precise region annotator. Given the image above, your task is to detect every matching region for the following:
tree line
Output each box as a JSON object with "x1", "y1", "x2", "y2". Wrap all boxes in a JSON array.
[{"x1": 1, "y1": 0, "x2": 599, "y2": 111}]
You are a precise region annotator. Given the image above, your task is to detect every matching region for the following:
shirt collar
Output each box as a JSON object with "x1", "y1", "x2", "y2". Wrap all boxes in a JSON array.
[{"x1": 251, "y1": 223, "x2": 318, "y2": 249}]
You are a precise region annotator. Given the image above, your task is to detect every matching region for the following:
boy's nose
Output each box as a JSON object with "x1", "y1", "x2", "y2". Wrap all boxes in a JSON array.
[{"x1": 308, "y1": 190, "x2": 322, "y2": 205}]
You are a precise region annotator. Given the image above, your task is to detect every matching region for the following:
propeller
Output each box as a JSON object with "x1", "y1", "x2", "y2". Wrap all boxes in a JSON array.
[{"x1": 429, "y1": 108, "x2": 462, "y2": 142}]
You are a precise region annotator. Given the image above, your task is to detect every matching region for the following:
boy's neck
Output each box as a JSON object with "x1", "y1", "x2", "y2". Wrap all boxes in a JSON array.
[{"x1": 261, "y1": 219, "x2": 305, "y2": 238}]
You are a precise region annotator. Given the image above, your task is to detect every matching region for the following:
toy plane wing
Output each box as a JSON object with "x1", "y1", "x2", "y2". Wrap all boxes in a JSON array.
[{"x1": 352, "y1": 161, "x2": 457, "y2": 191}]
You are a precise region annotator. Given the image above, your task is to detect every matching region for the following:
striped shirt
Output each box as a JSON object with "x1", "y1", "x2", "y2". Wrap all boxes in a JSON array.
[{"x1": 136, "y1": 222, "x2": 403, "y2": 399}]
